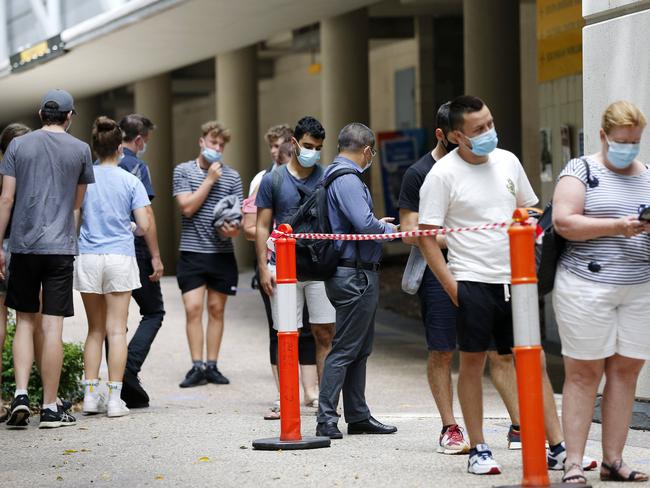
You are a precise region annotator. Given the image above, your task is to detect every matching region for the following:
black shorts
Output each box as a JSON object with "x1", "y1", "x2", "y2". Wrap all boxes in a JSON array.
[
  {"x1": 417, "y1": 267, "x2": 457, "y2": 351},
  {"x1": 6, "y1": 254, "x2": 75, "y2": 317},
  {"x1": 176, "y1": 251, "x2": 238, "y2": 295},
  {"x1": 456, "y1": 281, "x2": 513, "y2": 355}
]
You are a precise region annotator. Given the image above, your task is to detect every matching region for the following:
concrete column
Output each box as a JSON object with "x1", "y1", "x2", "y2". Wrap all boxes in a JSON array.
[
  {"x1": 216, "y1": 46, "x2": 259, "y2": 266},
  {"x1": 464, "y1": 0, "x2": 521, "y2": 157},
  {"x1": 415, "y1": 16, "x2": 435, "y2": 149},
  {"x1": 321, "y1": 9, "x2": 370, "y2": 164},
  {"x1": 519, "y1": 0, "x2": 541, "y2": 197},
  {"x1": 69, "y1": 96, "x2": 100, "y2": 145},
  {"x1": 134, "y1": 73, "x2": 176, "y2": 274}
]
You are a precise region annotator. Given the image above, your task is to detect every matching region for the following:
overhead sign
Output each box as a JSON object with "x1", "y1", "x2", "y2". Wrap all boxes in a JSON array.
[
  {"x1": 537, "y1": 0, "x2": 584, "y2": 82},
  {"x1": 10, "y1": 35, "x2": 65, "y2": 73}
]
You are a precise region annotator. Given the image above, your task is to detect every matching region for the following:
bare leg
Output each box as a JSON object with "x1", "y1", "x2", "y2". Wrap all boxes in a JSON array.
[
  {"x1": 206, "y1": 290, "x2": 228, "y2": 361},
  {"x1": 562, "y1": 356, "x2": 604, "y2": 480},
  {"x1": 458, "y1": 351, "x2": 487, "y2": 447},
  {"x1": 310, "y1": 323, "x2": 335, "y2": 382},
  {"x1": 104, "y1": 292, "x2": 131, "y2": 382},
  {"x1": 428, "y1": 350, "x2": 456, "y2": 426},
  {"x1": 81, "y1": 293, "x2": 107, "y2": 380},
  {"x1": 38, "y1": 314, "x2": 64, "y2": 405},
  {"x1": 13, "y1": 312, "x2": 38, "y2": 392},
  {"x1": 487, "y1": 351, "x2": 520, "y2": 426},
  {"x1": 601, "y1": 354, "x2": 646, "y2": 478},
  {"x1": 300, "y1": 364, "x2": 319, "y2": 405},
  {"x1": 182, "y1": 286, "x2": 206, "y2": 362},
  {"x1": 0, "y1": 299, "x2": 6, "y2": 385},
  {"x1": 541, "y1": 352, "x2": 564, "y2": 446}
]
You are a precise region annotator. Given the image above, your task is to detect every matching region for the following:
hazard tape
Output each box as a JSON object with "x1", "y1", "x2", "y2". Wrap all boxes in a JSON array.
[{"x1": 268, "y1": 222, "x2": 510, "y2": 248}]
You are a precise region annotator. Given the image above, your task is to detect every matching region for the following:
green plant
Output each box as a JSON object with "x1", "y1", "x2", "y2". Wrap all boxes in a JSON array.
[{"x1": 1, "y1": 314, "x2": 84, "y2": 404}]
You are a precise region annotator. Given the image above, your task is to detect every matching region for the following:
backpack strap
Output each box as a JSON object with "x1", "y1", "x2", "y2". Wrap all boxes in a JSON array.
[{"x1": 323, "y1": 167, "x2": 363, "y2": 188}]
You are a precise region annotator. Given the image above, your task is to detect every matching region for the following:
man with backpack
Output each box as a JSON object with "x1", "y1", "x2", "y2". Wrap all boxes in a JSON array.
[
  {"x1": 255, "y1": 116, "x2": 335, "y2": 385},
  {"x1": 315, "y1": 123, "x2": 398, "y2": 440}
]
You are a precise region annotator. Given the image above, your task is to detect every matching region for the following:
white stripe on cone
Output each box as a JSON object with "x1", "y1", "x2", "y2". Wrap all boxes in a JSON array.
[{"x1": 276, "y1": 283, "x2": 297, "y2": 332}]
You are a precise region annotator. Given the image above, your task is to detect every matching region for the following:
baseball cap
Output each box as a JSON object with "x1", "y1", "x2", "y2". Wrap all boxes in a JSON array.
[{"x1": 40, "y1": 89, "x2": 76, "y2": 114}]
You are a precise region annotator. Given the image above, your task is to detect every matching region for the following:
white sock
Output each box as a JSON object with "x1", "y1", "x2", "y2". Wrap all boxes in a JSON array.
[
  {"x1": 42, "y1": 402, "x2": 58, "y2": 413},
  {"x1": 84, "y1": 379, "x2": 100, "y2": 397},
  {"x1": 14, "y1": 389, "x2": 28, "y2": 397},
  {"x1": 107, "y1": 382, "x2": 123, "y2": 402}
]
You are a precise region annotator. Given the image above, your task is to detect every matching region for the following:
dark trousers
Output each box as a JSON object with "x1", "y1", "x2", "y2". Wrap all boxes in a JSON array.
[
  {"x1": 126, "y1": 247, "x2": 165, "y2": 375},
  {"x1": 317, "y1": 267, "x2": 378, "y2": 424}
]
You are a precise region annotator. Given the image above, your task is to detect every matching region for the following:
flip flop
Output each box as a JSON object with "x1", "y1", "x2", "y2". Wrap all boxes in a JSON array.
[
  {"x1": 562, "y1": 463, "x2": 587, "y2": 484},
  {"x1": 263, "y1": 405, "x2": 280, "y2": 420}
]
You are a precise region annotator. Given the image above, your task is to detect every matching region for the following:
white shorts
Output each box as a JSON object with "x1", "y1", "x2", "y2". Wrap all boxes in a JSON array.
[
  {"x1": 268, "y1": 264, "x2": 336, "y2": 330},
  {"x1": 553, "y1": 266, "x2": 650, "y2": 360},
  {"x1": 74, "y1": 254, "x2": 141, "y2": 294}
]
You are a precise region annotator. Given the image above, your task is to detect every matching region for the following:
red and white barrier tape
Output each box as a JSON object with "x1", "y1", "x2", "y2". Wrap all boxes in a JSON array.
[{"x1": 267, "y1": 222, "x2": 510, "y2": 250}]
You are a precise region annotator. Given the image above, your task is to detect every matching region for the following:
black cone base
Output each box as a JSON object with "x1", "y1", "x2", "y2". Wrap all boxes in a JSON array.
[
  {"x1": 496, "y1": 484, "x2": 592, "y2": 488},
  {"x1": 252, "y1": 436, "x2": 331, "y2": 450}
]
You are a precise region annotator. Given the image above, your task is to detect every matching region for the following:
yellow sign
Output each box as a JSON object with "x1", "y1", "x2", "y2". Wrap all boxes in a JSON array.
[
  {"x1": 19, "y1": 41, "x2": 50, "y2": 63},
  {"x1": 537, "y1": 0, "x2": 584, "y2": 82}
]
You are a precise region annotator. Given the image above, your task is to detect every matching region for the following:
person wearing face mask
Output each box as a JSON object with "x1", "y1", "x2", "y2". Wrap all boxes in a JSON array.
[
  {"x1": 256, "y1": 116, "x2": 335, "y2": 415},
  {"x1": 0, "y1": 89, "x2": 94, "y2": 429},
  {"x1": 117, "y1": 114, "x2": 165, "y2": 409},
  {"x1": 315, "y1": 123, "x2": 398, "y2": 440},
  {"x1": 418, "y1": 96, "x2": 538, "y2": 475},
  {"x1": 173, "y1": 121, "x2": 244, "y2": 388},
  {"x1": 551, "y1": 101, "x2": 650, "y2": 484}
]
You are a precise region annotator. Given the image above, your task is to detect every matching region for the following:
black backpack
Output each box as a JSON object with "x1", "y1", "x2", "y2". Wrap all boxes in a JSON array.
[
  {"x1": 276, "y1": 167, "x2": 362, "y2": 281},
  {"x1": 536, "y1": 157, "x2": 598, "y2": 295}
]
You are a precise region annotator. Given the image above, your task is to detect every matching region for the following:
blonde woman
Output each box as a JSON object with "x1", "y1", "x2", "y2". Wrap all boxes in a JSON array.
[
  {"x1": 76, "y1": 117, "x2": 150, "y2": 418},
  {"x1": 553, "y1": 101, "x2": 650, "y2": 483}
]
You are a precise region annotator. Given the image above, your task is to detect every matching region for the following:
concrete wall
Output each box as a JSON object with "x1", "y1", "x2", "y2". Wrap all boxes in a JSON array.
[{"x1": 583, "y1": 5, "x2": 650, "y2": 400}]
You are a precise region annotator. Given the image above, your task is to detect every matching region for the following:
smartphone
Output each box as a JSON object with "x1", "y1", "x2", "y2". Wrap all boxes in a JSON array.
[{"x1": 638, "y1": 204, "x2": 650, "y2": 222}]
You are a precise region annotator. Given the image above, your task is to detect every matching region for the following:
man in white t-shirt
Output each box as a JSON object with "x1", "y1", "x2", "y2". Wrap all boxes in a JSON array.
[{"x1": 418, "y1": 96, "x2": 537, "y2": 475}]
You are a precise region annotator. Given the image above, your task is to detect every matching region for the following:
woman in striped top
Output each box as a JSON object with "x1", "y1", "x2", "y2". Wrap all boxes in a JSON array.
[{"x1": 552, "y1": 101, "x2": 650, "y2": 484}]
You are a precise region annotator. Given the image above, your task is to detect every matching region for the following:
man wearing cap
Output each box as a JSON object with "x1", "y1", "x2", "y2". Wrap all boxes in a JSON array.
[{"x1": 0, "y1": 89, "x2": 95, "y2": 429}]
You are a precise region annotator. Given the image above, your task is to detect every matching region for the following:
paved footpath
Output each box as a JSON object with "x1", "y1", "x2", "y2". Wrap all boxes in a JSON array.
[{"x1": 2, "y1": 273, "x2": 649, "y2": 487}]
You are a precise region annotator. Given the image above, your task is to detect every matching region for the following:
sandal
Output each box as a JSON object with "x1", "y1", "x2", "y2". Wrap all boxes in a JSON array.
[
  {"x1": 263, "y1": 405, "x2": 280, "y2": 420},
  {"x1": 601, "y1": 460, "x2": 649, "y2": 482},
  {"x1": 563, "y1": 462, "x2": 587, "y2": 484}
]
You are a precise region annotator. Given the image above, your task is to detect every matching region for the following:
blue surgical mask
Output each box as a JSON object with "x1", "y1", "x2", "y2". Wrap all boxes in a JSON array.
[
  {"x1": 202, "y1": 147, "x2": 222, "y2": 163},
  {"x1": 606, "y1": 137, "x2": 639, "y2": 169},
  {"x1": 297, "y1": 145, "x2": 320, "y2": 168},
  {"x1": 468, "y1": 127, "x2": 498, "y2": 156}
]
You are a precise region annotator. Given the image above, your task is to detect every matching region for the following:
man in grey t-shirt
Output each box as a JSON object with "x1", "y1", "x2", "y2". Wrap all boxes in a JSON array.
[{"x1": 0, "y1": 89, "x2": 94, "y2": 429}]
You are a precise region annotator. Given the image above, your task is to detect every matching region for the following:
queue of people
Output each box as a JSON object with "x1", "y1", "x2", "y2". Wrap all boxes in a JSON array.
[{"x1": 0, "y1": 88, "x2": 648, "y2": 484}]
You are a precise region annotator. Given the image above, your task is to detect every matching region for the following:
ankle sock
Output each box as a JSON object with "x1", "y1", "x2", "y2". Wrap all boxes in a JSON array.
[
  {"x1": 441, "y1": 424, "x2": 455, "y2": 435},
  {"x1": 511, "y1": 424, "x2": 520, "y2": 431},
  {"x1": 550, "y1": 441, "x2": 564, "y2": 453},
  {"x1": 42, "y1": 402, "x2": 58, "y2": 413},
  {"x1": 107, "y1": 382, "x2": 123, "y2": 403},
  {"x1": 193, "y1": 360, "x2": 204, "y2": 369},
  {"x1": 206, "y1": 360, "x2": 217, "y2": 369},
  {"x1": 83, "y1": 379, "x2": 100, "y2": 396},
  {"x1": 14, "y1": 389, "x2": 28, "y2": 397}
]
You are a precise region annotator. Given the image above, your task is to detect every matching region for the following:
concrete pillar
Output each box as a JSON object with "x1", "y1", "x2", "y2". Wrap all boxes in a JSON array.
[
  {"x1": 464, "y1": 0, "x2": 521, "y2": 157},
  {"x1": 134, "y1": 73, "x2": 176, "y2": 274},
  {"x1": 69, "y1": 96, "x2": 100, "y2": 145},
  {"x1": 321, "y1": 9, "x2": 370, "y2": 164},
  {"x1": 415, "y1": 16, "x2": 435, "y2": 149},
  {"x1": 216, "y1": 46, "x2": 259, "y2": 266},
  {"x1": 519, "y1": 0, "x2": 541, "y2": 197}
]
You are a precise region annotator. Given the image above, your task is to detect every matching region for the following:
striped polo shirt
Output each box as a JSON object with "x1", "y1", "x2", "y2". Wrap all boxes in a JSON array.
[
  {"x1": 558, "y1": 156, "x2": 650, "y2": 285},
  {"x1": 172, "y1": 160, "x2": 244, "y2": 254}
]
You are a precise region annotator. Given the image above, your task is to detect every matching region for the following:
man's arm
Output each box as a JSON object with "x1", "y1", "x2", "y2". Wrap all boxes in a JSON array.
[
  {"x1": 142, "y1": 206, "x2": 164, "y2": 281},
  {"x1": 175, "y1": 163, "x2": 222, "y2": 218},
  {"x1": 334, "y1": 177, "x2": 392, "y2": 234},
  {"x1": 419, "y1": 224, "x2": 457, "y2": 305},
  {"x1": 0, "y1": 176, "x2": 16, "y2": 279},
  {"x1": 74, "y1": 184, "x2": 87, "y2": 210},
  {"x1": 399, "y1": 208, "x2": 419, "y2": 246},
  {"x1": 255, "y1": 207, "x2": 275, "y2": 297}
]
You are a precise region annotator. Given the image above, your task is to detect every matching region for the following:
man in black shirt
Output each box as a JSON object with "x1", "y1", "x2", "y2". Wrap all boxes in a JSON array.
[{"x1": 397, "y1": 102, "x2": 521, "y2": 454}]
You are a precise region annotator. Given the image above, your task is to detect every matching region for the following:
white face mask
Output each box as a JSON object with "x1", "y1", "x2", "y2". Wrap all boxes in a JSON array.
[{"x1": 138, "y1": 142, "x2": 147, "y2": 156}]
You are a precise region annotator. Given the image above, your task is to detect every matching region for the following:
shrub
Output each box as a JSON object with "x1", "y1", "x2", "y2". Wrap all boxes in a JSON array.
[{"x1": 1, "y1": 314, "x2": 84, "y2": 404}]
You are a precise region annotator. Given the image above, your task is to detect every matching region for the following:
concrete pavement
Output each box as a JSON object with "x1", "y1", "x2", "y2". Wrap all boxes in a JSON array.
[{"x1": 1, "y1": 272, "x2": 649, "y2": 487}]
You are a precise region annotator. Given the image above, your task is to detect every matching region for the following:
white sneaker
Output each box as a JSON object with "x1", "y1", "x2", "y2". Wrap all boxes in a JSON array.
[
  {"x1": 83, "y1": 393, "x2": 106, "y2": 414},
  {"x1": 437, "y1": 424, "x2": 470, "y2": 454},
  {"x1": 547, "y1": 442, "x2": 598, "y2": 471},
  {"x1": 107, "y1": 399, "x2": 130, "y2": 418},
  {"x1": 468, "y1": 444, "x2": 502, "y2": 475}
]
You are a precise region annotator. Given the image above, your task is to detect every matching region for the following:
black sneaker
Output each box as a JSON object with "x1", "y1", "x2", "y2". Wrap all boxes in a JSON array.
[
  {"x1": 122, "y1": 369, "x2": 150, "y2": 408},
  {"x1": 179, "y1": 366, "x2": 208, "y2": 388},
  {"x1": 205, "y1": 365, "x2": 230, "y2": 385},
  {"x1": 59, "y1": 399, "x2": 73, "y2": 412},
  {"x1": 39, "y1": 405, "x2": 77, "y2": 429},
  {"x1": 6, "y1": 394, "x2": 30, "y2": 429}
]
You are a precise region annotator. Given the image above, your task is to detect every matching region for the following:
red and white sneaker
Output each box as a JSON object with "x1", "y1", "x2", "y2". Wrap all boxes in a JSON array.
[{"x1": 437, "y1": 424, "x2": 470, "y2": 454}]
